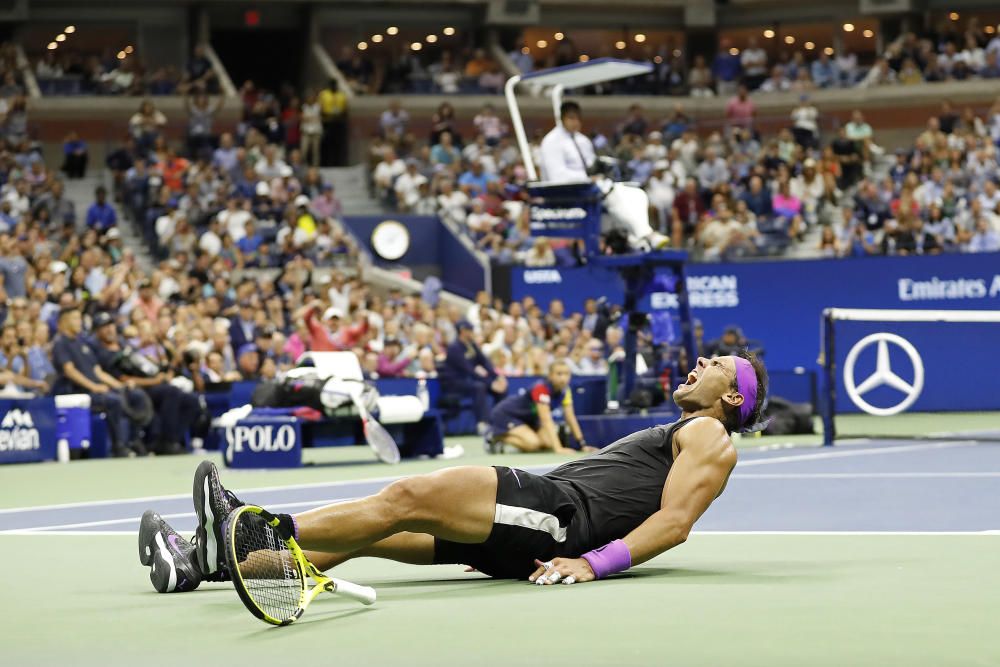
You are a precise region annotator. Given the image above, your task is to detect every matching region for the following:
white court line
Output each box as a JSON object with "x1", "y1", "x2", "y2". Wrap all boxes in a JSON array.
[
  {"x1": 0, "y1": 464, "x2": 559, "y2": 516},
  {"x1": 736, "y1": 440, "x2": 978, "y2": 468},
  {"x1": 0, "y1": 441, "x2": 982, "y2": 518},
  {"x1": 1, "y1": 497, "x2": 359, "y2": 534},
  {"x1": 733, "y1": 472, "x2": 1000, "y2": 479}
]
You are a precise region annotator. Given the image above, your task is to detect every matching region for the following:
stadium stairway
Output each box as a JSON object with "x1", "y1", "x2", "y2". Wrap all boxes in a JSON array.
[
  {"x1": 320, "y1": 165, "x2": 384, "y2": 216},
  {"x1": 64, "y1": 174, "x2": 155, "y2": 273}
]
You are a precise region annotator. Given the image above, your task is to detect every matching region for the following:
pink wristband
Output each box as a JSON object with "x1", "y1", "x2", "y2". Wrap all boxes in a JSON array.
[{"x1": 581, "y1": 539, "x2": 632, "y2": 579}]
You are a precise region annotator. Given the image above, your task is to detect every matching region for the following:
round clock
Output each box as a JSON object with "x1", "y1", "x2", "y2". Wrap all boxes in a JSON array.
[{"x1": 371, "y1": 220, "x2": 410, "y2": 261}]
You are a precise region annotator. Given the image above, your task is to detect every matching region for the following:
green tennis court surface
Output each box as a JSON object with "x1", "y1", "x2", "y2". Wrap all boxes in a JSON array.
[{"x1": 2, "y1": 416, "x2": 998, "y2": 666}]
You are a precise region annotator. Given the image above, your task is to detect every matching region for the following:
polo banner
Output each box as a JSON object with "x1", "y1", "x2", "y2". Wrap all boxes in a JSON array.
[
  {"x1": 0, "y1": 398, "x2": 57, "y2": 464},
  {"x1": 511, "y1": 251, "x2": 1000, "y2": 372},
  {"x1": 224, "y1": 416, "x2": 302, "y2": 469}
]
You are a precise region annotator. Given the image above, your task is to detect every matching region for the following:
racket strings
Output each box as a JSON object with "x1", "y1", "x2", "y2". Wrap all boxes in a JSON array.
[{"x1": 234, "y1": 511, "x2": 302, "y2": 622}]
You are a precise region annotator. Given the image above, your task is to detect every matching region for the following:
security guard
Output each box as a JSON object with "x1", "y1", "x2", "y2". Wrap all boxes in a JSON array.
[{"x1": 90, "y1": 311, "x2": 200, "y2": 455}]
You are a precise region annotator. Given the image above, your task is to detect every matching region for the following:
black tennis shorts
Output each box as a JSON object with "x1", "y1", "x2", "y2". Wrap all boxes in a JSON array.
[{"x1": 433, "y1": 466, "x2": 591, "y2": 579}]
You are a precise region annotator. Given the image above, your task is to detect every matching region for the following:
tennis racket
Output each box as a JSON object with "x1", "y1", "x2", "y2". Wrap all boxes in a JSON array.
[
  {"x1": 349, "y1": 391, "x2": 401, "y2": 464},
  {"x1": 223, "y1": 505, "x2": 376, "y2": 626}
]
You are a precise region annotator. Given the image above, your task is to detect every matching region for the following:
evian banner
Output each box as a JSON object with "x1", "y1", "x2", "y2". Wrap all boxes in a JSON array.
[
  {"x1": 0, "y1": 398, "x2": 57, "y2": 464},
  {"x1": 512, "y1": 251, "x2": 1000, "y2": 370}
]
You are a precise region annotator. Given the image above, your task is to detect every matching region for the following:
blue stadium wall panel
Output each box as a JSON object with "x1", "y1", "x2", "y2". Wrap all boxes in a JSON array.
[
  {"x1": 341, "y1": 215, "x2": 484, "y2": 299},
  {"x1": 513, "y1": 252, "x2": 1000, "y2": 367}
]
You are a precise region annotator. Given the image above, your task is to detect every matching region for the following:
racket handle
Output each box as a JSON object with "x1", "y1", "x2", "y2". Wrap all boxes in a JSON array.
[{"x1": 331, "y1": 577, "x2": 377, "y2": 605}]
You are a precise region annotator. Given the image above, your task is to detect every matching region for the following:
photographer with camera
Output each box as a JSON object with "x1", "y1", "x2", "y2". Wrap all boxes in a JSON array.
[{"x1": 90, "y1": 311, "x2": 201, "y2": 456}]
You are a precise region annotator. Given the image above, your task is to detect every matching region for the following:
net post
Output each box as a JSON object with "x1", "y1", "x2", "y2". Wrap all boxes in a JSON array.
[{"x1": 820, "y1": 308, "x2": 836, "y2": 446}]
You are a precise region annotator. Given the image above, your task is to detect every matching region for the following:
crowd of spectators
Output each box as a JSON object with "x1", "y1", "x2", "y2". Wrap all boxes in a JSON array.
[
  {"x1": 33, "y1": 45, "x2": 217, "y2": 96},
  {"x1": 370, "y1": 86, "x2": 1000, "y2": 264},
  {"x1": 1, "y1": 23, "x2": 999, "y2": 455},
  {"x1": 337, "y1": 45, "x2": 507, "y2": 95},
  {"x1": 0, "y1": 43, "x2": 29, "y2": 145},
  {"x1": 856, "y1": 18, "x2": 1000, "y2": 89}
]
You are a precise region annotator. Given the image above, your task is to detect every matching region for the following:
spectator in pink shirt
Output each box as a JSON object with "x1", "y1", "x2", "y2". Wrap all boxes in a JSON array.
[
  {"x1": 376, "y1": 338, "x2": 412, "y2": 377},
  {"x1": 283, "y1": 320, "x2": 311, "y2": 362},
  {"x1": 725, "y1": 85, "x2": 756, "y2": 131},
  {"x1": 311, "y1": 183, "x2": 342, "y2": 220},
  {"x1": 772, "y1": 180, "x2": 804, "y2": 239}
]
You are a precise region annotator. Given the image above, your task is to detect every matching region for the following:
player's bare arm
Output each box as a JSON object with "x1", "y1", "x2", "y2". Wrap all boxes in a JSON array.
[{"x1": 530, "y1": 417, "x2": 736, "y2": 584}]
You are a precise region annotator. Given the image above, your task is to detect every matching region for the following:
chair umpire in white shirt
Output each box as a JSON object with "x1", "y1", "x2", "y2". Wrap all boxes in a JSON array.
[{"x1": 538, "y1": 101, "x2": 669, "y2": 252}]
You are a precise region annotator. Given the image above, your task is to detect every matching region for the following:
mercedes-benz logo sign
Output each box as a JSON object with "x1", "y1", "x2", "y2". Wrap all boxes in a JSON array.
[{"x1": 843, "y1": 333, "x2": 924, "y2": 417}]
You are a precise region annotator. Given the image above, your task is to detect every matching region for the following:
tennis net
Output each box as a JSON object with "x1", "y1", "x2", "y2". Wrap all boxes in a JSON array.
[{"x1": 819, "y1": 308, "x2": 1000, "y2": 445}]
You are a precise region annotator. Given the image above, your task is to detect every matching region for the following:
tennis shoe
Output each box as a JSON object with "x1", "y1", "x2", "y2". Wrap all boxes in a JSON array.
[
  {"x1": 193, "y1": 460, "x2": 244, "y2": 579},
  {"x1": 138, "y1": 510, "x2": 202, "y2": 593}
]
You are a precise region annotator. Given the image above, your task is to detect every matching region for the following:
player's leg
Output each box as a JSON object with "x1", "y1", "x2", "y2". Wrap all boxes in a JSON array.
[
  {"x1": 496, "y1": 424, "x2": 545, "y2": 452},
  {"x1": 294, "y1": 465, "x2": 498, "y2": 554},
  {"x1": 305, "y1": 532, "x2": 435, "y2": 570}
]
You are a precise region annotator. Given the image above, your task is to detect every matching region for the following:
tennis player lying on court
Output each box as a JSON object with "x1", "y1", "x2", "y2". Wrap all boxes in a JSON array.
[
  {"x1": 484, "y1": 360, "x2": 595, "y2": 454},
  {"x1": 138, "y1": 351, "x2": 765, "y2": 592}
]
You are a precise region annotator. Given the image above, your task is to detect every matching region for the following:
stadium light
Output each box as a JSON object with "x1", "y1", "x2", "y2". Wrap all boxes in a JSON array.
[
  {"x1": 387, "y1": 26, "x2": 399, "y2": 35},
  {"x1": 763, "y1": 29, "x2": 775, "y2": 38},
  {"x1": 443, "y1": 27, "x2": 455, "y2": 36},
  {"x1": 55, "y1": 34, "x2": 66, "y2": 42},
  {"x1": 987, "y1": 26, "x2": 997, "y2": 35},
  {"x1": 673, "y1": 48, "x2": 682, "y2": 57},
  {"x1": 554, "y1": 32, "x2": 564, "y2": 41},
  {"x1": 729, "y1": 47, "x2": 739, "y2": 55},
  {"x1": 784, "y1": 35, "x2": 795, "y2": 44},
  {"x1": 426, "y1": 35, "x2": 438, "y2": 43},
  {"x1": 411, "y1": 42, "x2": 422, "y2": 51},
  {"x1": 47, "y1": 42, "x2": 57, "y2": 50},
  {"x1": 805, "y1": 41, "x2": 815, "y2": 50},
  {"x1": 537, "y1": 39, "x2": 548, "y2": 48},
  {"x1": 824, "y1": 47, "x2": 835, "y2": 55},
  {"x1": 125, "y1": 45, "x2": 134, "y2": 54},
  {"x1": 64, "y1": 25, "x2": 75, "y2": 34},
  {"x1": 843, "y1": 23, "x2": 855, "y2": 32},
  {"x1": 358, "y1": 41, "x2": 368, "y2": 50},
  {"x1": 635, "y1": 33, "x2": 646, "y2": 43},
  {"x1": 653, "y1": 55, "x2": 663, "y2": 63},
  {"x1": 372, "y1": 34, "x2": 383, "y2": 43},
  {"x1": 521, "y1": 46, "x2": 530, "y2": 54},
  {"x1": 949, "y1": 12, "x2": 959, "y2": 21},
  {"x1": 615, "y1": 40, "x2": 626, "y2": 49},
  {"x1": 579, "y1": 54, "x2": 589, "y2": 62},
  {"x1": 117, "y1": 51, "x2": 126, "y2": 59},
  {"x1": 863, "y1": 29, "x2": 874, "y2": 38}
]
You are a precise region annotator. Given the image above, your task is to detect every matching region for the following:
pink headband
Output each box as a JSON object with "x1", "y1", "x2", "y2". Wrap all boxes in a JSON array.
[{"x1": 733, "y1": 356, "x2": 758, "y2": 428}]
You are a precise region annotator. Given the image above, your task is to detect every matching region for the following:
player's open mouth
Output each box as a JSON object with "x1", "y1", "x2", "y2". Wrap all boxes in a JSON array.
[{"x1": 678, "y1": 371, "x2": 698, "y2": 390}]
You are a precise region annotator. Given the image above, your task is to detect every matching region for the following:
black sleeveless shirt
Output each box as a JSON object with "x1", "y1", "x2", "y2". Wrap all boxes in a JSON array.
[{"x1": 544, "y1": 417, "x2": 699, "y2": 549}]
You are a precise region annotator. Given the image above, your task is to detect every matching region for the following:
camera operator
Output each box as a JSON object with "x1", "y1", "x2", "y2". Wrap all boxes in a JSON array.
[{"x1": 90, "y1": 311, "x2": 200, "y2": 456}]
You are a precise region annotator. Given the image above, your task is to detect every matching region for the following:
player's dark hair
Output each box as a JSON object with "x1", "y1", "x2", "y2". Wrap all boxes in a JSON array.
[
  {"x1": 721, "y1": 349, "x2": 768, "y2": 434},
  {"x1": 560, "y1": 101, "x2": 582, "y2": 119}
]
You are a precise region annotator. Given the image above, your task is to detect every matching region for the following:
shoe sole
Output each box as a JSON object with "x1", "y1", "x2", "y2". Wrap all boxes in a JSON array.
[
  {"x1": 192, "y1": 460, "x2": 219, "y2": 576},
  {"x1": 138, "y1": 510, "x2": 159, "y2": 566}
]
